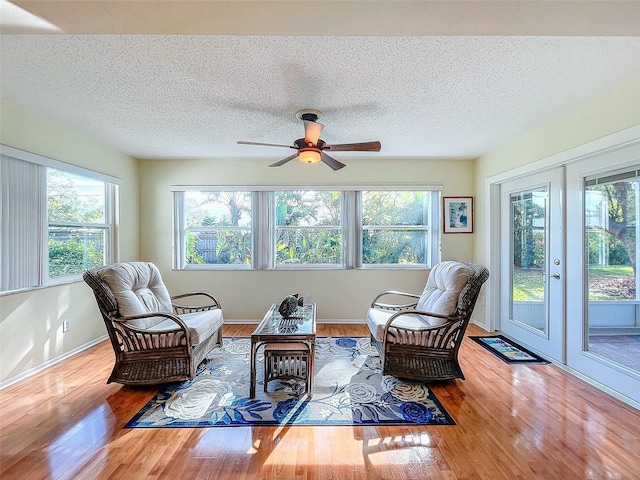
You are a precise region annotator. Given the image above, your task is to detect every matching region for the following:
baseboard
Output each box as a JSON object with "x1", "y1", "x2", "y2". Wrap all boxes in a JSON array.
[
  {"x1": 223, "y1": 319, "x2": 260, "y2": 324},
  {"x1": 319, "y1": 318, "x2": 366, "y2": 324},
  {"x1": 0, "y1": 334, "x2": 108, "y2": 390},
  {"x1": 224, "y1": 318, "x2": 366, "y2": 325},
  {"x1": 470, "y1": 318, "x2": 491, "y2": 332}
]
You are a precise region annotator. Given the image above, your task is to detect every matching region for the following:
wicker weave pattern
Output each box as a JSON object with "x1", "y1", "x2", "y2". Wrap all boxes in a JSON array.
[
  {"x1": 115, "y1": 357, "x2": 191, "y2": 384},
  {"x1": 112, "y1": 320, "x2": 188, "y2": 351},
  {"x1": 368, "y1": 261, "x2": 489, "y2": 382},
  {"x1": 83, "y1": 264, "x2": 223, "y2": 385},
  {"x1": 83, "y1": 266, "x2": 119, "y2": 313},
  {"x1": 264, "y1": 345, "x2": 311, "y2": 394}
]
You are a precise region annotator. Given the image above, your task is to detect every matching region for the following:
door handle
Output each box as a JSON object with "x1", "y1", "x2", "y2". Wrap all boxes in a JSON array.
[{"x1": 543, "y1": 272, "x2": 561, "y2": 280}]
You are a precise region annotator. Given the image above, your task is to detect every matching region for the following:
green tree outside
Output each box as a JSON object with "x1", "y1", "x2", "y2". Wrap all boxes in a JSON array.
[
  {"x1": 362, "y1": 191, "x2": 429, "y2": 264},
  {"x1": 47, "y1": 169, "x2": 106, "y2": 277}
]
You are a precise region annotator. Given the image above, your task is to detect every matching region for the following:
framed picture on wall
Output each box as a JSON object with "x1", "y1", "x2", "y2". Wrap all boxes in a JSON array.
[{"x1": 443, "y1": 196, "x2": 473, "y2": 234}]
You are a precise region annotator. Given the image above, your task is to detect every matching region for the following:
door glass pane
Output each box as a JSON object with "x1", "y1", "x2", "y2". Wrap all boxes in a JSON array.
[
  {"x1": 511, "y1": 188, "x2": 547, "y2": 334},
  {"x1": 586, "y1": 176, "x2": 640, "y2": 373}
]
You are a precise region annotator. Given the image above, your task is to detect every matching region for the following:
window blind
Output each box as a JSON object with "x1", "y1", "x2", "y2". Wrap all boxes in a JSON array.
[{"x1": 1, "y1": 155, "x2": 46, "y2": 290}]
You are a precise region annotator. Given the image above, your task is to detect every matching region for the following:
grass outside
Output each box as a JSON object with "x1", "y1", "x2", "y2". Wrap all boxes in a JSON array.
[{"x1": 513, "y1": 265, "x2": 635, "y2": 301}]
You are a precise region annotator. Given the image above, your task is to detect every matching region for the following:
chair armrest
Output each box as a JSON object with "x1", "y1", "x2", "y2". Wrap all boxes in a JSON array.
[
  {"x1": 370, "y1": 290, "x2": 420, "y2": 310},
  {"x1": 171, "y1": 291, "x2": 222, "y2": 312},
  {"x1": 111, "y1": 312, "x2": 191, "y2": 350},
  {"x1": 114, "y1": 312, "x2": 189, "y2": 334},
  {"x1": 384, "y1": 309, "x2": 465, "y2": 332},
  {"x1": 382, "y1": 309, "x2": 467, "y2": 349}
]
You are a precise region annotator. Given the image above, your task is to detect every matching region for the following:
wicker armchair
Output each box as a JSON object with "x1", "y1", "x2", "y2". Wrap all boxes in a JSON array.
[
  {"x1": 366, "y1": 261, "x2": 489, "y2": 382},
  {"x1": 83, "y1": 262, "x2": 224, "y2": 385}
]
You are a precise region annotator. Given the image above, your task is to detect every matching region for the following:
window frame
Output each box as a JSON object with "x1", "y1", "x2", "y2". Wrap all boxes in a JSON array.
[
  {"x1": 173, "y1": 185, "x2": 442, "y2": 271},
  {"x1": 271, "y1": 190, "x2": 345, "y2": 270},
  {"x1": 46, "y1": 169, "x2": 116, "y2": 281},
  {"x1": 1, "y1": 144, "x2": 120, "y2": 294},
  {"x1": 357, "y1": 189, "x2": 441, "y2": 269},
  {"x1": 175, "y1": 190, "x2": 254, "y2": 270}
]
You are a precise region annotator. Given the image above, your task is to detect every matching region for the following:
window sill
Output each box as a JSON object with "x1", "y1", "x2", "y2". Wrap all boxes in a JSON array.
[{"x1": 0, "y1": 276, "x2": 83, "y2": 297}]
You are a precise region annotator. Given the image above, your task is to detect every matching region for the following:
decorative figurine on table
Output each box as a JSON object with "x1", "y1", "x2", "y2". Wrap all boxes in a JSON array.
[{"x1": 278, "y1": 293, "x2": 304, "y2": 318}]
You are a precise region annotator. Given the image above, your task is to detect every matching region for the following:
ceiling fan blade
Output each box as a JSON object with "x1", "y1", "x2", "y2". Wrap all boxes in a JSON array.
[
  {"x1": 320, "y1": 152, "x2": 346, "y2": 171},
  {"x1": 325, "y1": 141, "x2": 381, "y2": 152},
  {"x1": 303, "y1": 120, "x2": 324, "y2": 146},
  {"x1": 269, "y1": 153, "x2": 299, "y2": 167},
  {"x1": 238, "y1": 140, "x2": 295, "y2": 149}
]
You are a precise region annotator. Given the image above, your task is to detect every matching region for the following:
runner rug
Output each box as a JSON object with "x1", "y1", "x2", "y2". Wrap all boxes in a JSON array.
[
  {"x1": 125, "y1": 337, "x2": 455, "y2": 428},
  {"x1": 469, "y1": 335, "x2": 549, "y2": 364}
]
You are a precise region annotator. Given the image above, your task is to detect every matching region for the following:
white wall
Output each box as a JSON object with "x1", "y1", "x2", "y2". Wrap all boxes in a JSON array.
[
  {"x1": 0, "y1": 102, "x2": 139, "y2": 384},
  {"x1": 138, "y1": 156, "x2": 476, "y2": 321}
]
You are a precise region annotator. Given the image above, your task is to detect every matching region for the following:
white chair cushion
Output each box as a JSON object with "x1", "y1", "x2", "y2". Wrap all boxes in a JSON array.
[
  {"x1": 366, "y1": 308, "x2": 435, "y2": 342},
  {"x1": 147, "y1": 308, "x2": 224, "y2": 345},
  {"x1": 416, "y1": 261, "x2": 474, "y2": 315},
  {"x1": 98, "y1": 262, "x2": 173, "y2": 329}
]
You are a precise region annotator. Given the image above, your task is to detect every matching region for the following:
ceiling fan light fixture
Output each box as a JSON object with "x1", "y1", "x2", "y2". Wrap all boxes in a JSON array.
[
  {"x1": 238, "y1": 109, "x2": 381, "y2": 169},
  {"x1": 298, "y1": 149, "x2": 321, "y2": 164}
]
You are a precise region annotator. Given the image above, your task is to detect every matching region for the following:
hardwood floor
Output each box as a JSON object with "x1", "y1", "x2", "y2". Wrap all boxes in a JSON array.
[{"x1": 1, "y1": 323, "x2": 639, "y2": 480}]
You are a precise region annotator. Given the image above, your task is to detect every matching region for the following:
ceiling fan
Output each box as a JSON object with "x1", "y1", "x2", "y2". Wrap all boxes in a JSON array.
[{"x1": 237, "y1": 109, "x2": 381, "y2": 170}]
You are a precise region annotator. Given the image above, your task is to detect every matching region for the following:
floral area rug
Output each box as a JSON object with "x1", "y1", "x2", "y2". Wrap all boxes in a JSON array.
[{"x1": 125, "y1": 337, "x2": 455, "y2": 427}]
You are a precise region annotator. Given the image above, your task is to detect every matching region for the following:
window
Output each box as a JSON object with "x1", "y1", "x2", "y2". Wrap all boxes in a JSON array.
[
  {"x1": 275, "y1": 191, "x2": 343, "y2": 267},
  {"x1": 47, "y1": 169, "x2": 110, "y2": 278},
  {"x1": 1, "y1": 146, "x2": 118, "y2": 293},
  {"x1": 174, "y1": 187, "x2": 440, "y2": 270},
  {"x1": 181, "y1": 191, "x2": 252, "y2": 268},
  {"x1": 361, "y1": 191, "x2": 438, "y2": 266}
]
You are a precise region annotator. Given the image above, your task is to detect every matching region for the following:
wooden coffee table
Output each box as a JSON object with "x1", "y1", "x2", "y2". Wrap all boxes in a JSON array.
[{"x1": 250, "y1": 303, "x2": 316, "y2": 398}]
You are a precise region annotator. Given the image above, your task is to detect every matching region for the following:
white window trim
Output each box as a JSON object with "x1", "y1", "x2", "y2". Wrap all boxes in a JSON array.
[
  {"x1": 272, "y1": 190, "x2": 345, "y2": 269},
  {"x1": 0, "y1": 145, "x2": 122, "y2": 185},
  {"x1": 176, "y1": 190, "x2": 254, "y2": 270},
  {"x1": 173, "y1": 186, "x2": 442, "y2": 271},
  {"x1": 358, "y1": 190, "x2": 441, "y2": 269}
]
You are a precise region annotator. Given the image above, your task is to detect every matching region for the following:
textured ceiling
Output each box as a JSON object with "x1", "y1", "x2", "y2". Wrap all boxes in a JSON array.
[{"x1": 1, "y1": 1, "x2": 640, "y2": 162}]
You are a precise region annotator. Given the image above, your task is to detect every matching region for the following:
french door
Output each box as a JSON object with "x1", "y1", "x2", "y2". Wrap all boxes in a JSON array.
[
  {"x1": 493, "y1": 131, "x2": 640, "y2": 407},
  {"x1": 565, "y1": 148, "x2": 640, "y2": 405},
  {"x1": 500, "y1": 167, "x2": 565, "y2": 361}
]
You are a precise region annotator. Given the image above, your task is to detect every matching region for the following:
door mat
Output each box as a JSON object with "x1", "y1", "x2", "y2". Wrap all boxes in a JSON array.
[{"x1": 469, "y1": 335, "x2": 549, "y2": 364}]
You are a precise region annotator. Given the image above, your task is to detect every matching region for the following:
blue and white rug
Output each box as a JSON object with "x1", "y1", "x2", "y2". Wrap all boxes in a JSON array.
[{"x1": 125, "y1": 337, "x2": 455, "y2": 427}]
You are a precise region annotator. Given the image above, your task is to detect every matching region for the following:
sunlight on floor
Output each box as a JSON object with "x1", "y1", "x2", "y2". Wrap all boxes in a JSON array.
[
  {"x1": 47, "y1": 405, "x2": 109, "y2": 479},
  {"x1": 192, "y1": 428, "x2": 256, "y2": 457}
]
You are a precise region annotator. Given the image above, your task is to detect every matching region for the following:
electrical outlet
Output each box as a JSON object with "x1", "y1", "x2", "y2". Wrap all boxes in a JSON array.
[{"x1": 62, "y1": 320, "x2": 70, "y2": 333}]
